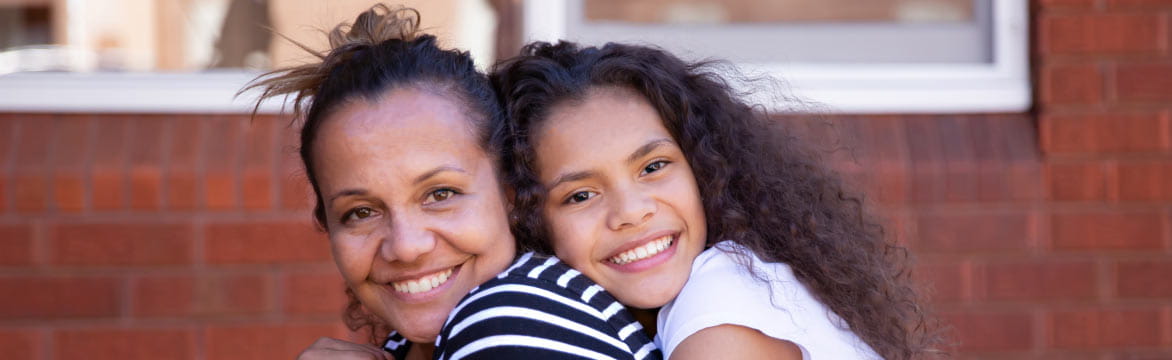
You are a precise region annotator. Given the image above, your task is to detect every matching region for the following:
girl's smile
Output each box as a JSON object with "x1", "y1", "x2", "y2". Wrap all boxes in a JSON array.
[{"x1": 534, "y1": 86, "x2": 707, "y2": 309}]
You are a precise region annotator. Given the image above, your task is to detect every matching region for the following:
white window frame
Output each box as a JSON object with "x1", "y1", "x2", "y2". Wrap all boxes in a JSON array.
[
  {"x1": 0, "y1": 71, "x2": 284, "y2": 113},
  {"x1": 522, "y1": 0, "x2": 1031, "y2": 114}
]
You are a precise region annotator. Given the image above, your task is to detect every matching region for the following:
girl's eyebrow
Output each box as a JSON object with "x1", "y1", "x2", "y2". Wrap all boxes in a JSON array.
[
  {"x1": 627, "y1": 138, "x2": 674, "y2": 164},
  {"x1": 548, "y1": 170, "x2": 598, "y2": 190}
]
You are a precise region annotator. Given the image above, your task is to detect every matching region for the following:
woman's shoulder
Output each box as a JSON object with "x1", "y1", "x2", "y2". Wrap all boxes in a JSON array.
[{"x1": 437, "y1": 252, "x2": 660, "y2": 360}]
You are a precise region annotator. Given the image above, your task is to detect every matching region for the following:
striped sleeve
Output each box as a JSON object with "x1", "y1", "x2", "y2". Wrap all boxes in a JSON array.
[{"x1": 435, "y1": 254, "x2": 661, "y2": 360}]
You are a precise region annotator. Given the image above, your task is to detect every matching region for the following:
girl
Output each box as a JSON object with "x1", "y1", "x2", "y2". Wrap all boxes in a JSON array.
[
  {"x1": 247, "y1": 6, "x2": 659, "y2": 359},
  {"x1": 487, "y1": 41, "x2": 941, "y2": 359}
]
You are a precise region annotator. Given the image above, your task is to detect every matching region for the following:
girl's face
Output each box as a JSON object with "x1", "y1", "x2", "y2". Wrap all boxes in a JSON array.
[
  {"x1": 534, "y1": 87, "x2": 707, "y2": 309},
  {"x1": 313, "y1": 88, "x2": 516, "y2": 343}
]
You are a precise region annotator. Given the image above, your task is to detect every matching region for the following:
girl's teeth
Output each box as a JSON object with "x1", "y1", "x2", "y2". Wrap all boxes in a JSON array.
[
  {"x1": 392, "y1": 268, "x2": 453, "y2": 294},
  {"x1": 609, "y1": 236, "x2": 674, "y2": 265}
]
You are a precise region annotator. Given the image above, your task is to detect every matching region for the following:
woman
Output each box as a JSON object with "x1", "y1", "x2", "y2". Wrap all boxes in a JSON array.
[{"x1": 246, "y1": 5, "x2": 658, "y2": 360}]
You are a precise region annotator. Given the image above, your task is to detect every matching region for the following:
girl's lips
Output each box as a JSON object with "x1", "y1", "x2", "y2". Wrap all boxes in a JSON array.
[
  {"x1": 386, "y1": 264, "x2": 462, "y2": 303},
  {"x1": 603, "y1": 233, "x2": 680, "y2": 273}
]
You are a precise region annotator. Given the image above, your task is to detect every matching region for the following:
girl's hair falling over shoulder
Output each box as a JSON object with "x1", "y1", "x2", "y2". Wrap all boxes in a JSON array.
[
  {"x1": 491, "y1": 41, "x2": 945, "y2": 359},
  {"x1": 241, "y1": 3, "x2": 502, "y2": 344}
]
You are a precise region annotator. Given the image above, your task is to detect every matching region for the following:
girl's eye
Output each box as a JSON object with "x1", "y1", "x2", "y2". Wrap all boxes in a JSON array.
[
  {"x1": 565, "y1": 191, "x2": 597, "y2": 204},
  {"x1": 641, "y1": 160, "x2": 669, "y2": 175},
  {"x1": 423, "y1": 188, "x2": 458, "y2": 205},
  {"x1": 342, "y1": 207, "x2": 378, "y2": 224}
]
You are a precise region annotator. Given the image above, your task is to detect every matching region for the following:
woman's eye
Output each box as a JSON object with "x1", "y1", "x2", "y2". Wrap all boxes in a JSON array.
[
  {"x1": 343, "y1": 207, "x2": 377, "y2": 224},
  {"x1": 641, "y1": 160, "x2": 669, "y2": 175},
  {"x1": 423, "y1": 188, "x2": 458, "y2": 205},
  {"x1": 565, "y1": 191, "x2": 597, "y2": 204}
]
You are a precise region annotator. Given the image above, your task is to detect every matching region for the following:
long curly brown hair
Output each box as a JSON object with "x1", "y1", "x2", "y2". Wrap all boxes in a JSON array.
[{"x1": 491, "y1": 41, "x2": 943, "y2": 359}]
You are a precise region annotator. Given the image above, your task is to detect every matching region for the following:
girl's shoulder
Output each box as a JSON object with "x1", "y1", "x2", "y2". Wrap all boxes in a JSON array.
[{"x1": 657, "y1": 242, "x2": 879, "y2": 360}]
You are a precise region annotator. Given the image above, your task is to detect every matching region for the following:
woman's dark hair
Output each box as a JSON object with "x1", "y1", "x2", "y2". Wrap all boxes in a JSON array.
[
  {"x1": 492, "y1": 41, "x2": 942, "y2": 359},
  {"x1": 242, "y1": 4, "x2": 502, "y2": 343}
]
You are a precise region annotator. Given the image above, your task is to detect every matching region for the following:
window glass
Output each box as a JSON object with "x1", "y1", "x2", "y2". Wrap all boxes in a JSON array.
[{"x1": 568, "y1": 0, "x2": 989, "y2": 64}]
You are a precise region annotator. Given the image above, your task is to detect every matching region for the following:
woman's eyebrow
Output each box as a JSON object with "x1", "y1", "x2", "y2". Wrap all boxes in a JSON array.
[
  {"x1": 627, "y1": 138, "x2": 673, "y2": 164},
  {"x1": 413, "y1": 165, "x2": 468, "y2": 185},
  {"x1": 328, "y1": 188, "x2": 368, "y2": 206}
]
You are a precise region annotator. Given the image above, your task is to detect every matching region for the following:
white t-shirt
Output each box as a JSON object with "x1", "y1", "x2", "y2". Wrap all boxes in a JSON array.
[{"x1": 655, "y1": 241, "x2": 880, "y2": 359}]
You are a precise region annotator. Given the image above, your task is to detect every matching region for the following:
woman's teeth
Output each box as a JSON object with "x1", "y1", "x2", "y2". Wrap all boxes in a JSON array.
[
  {"x1": 392, "y1": 268, "x2": 453, "y2": 294},
  {"x1": 609, "y1": 236, "x2": 673, "y2": 265}
]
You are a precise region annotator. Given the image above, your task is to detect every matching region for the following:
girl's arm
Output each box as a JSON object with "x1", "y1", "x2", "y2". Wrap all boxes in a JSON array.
[{"x1": 670, "y1": 325, "x2": 802, "y2": 360}]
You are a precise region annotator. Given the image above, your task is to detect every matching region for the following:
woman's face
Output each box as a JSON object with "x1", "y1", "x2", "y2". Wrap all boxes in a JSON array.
[
  {"x1": 534, "y1": 87, "x2": 707, "y2": 309},
  {"x1": 313, "y1": 88, "x2": 516, "y2": 342}
]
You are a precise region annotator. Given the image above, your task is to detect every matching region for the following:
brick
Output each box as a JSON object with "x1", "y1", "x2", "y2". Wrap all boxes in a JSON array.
[
  {"x1": 51, "y1": 115, "x2": 91, "y2": 170},
  {"x1": 53, "y1": 173, "x2": 85, "y2": 212},
  {"x1": 1039, "y1": 0, "x2": 1097, "y2": 8},
  {"x1": 1117, "y1": 161, "x2": 1172, "y2": 201},
  {"x1": 1041, "y1": 13, "x2": 1163, "y2": 54},
  {"x1": 1041, "y1": 63, "x2": 1102, "y2": 105},
  {"x1": 978, "y1": 162, "x2": 1044, "y2": 202},
  {"x1": 942, "y1": 311, "x2": 1033, "y2": 351},
  {"x1": 241, "y1": 169, "x2": 272, "y2": 210},
  {"x1": 913, "y1": 262, "x2": 968, "y2": 302},
  {"x1": 204, "y1": 323, "x2": 341, "y2": 360},
  {"x1": 1041, "y1": 113, "x2": 1166, "y2": 153},
  {"x1": 12, "y1": 174, "x2": 48, "y2": 213},
  {"x1": 984, "y1": 261, "x2": 1097, "y2": 301},
  {"x1": 243, "y1": 115, "x2": 275, "y2": 168},
  {"x1": 1116, "y1": 62, "x2": 1172, "y2": 103},
  {"x1": 133, "y1": 274, "x2": 273, "y2": 317},
  {"x1": 204, "y1": 222, "x2": 329, "y2": 264},
  {"x1": 203, "y1": 171, "x2": 237, "y2": 210},
  {"x1": 280, "y1": 175, "x2": 313, "y2": 210},
  {"x1": 0, "y1": 329, "x2": 41, "y2": 360},
  {"x1": 1050, "y1": 309, "x2": 1162, "y2": 348},
  {"x1": 167, "y1": 115, "x2": 202, "y2": 169},
  {"x1": 0, "y1": 225, "x2": 34, "y2": 266},
  {"x1": 1115, "y1": 260, "x2": 1172, "y2": 298},
  {"x1": 0, "y1": 116, "x2": 14, "y2": 169},
  {"x1": 1047, "y1": 162, "x2": 1109, "y2": 201},
  {"x1": 0, "y1": 276, "x2": 121, "y2": 319},
  {"x1": 56, "y1": 328, "x2": 194, "y2": 360},
  {"x1": 166, "y1": 171, "x2": 198, "y2": 210},
  {"x1": 14, "y1": 115, "x2": 53, "y2": 170},
  {"x1": 915, "y1": 213, "x2": 1034, "y2": 253},
  {"x1": 91, "y1": 169, "x2": 125, "y2": 210},
  {"x1": 283, "y1": 272, "x2": 347, "y2": 315},
  {"x1": 1051, "y1": 212, "x2": 1164, "y2": 250},
  {"x1": 50, "y1": 223, "x2": 193, "y2": 266},
  {"x1": 1107, "y1": 0, "x2": 1172, "y2": 8},
  {"x1": 128, "y1": 166, "x2": 162, "y2": 210}
]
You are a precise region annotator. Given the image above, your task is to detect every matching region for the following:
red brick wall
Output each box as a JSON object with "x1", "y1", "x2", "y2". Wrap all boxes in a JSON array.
[
  {"x1": 1, "y1": 1, "x2": 1170, "y2": 359},
  {"x1": 0, "y1": 113, "x2": 359, "y2": 360}
]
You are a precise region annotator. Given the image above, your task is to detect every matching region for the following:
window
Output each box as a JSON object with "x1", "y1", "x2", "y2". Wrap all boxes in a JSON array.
[
  {"x1": 523, "y1": 0, "x2": 1030, "y2": 113},
  {"x1": 0, "y1": 0, "x2": 497, "y2": 113}
]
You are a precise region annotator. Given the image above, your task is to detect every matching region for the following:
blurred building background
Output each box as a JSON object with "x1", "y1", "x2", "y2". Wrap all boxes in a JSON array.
[{"x1": 0, "y1": 0, "x2": 1170, "y2": 359}]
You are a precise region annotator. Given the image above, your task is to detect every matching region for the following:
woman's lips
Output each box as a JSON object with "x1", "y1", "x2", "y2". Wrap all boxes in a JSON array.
[
  {"x1": 386, "y1": 264, "x2": 462, "y2": 301},
  {"x1": 391, "y1": 267, "x2": 454, "y2": 294}
]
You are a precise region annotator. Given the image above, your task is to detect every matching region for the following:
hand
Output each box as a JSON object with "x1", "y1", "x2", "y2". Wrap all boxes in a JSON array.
[{"x1": 297, "y1": 337, "x2": 393, "y2": 360}]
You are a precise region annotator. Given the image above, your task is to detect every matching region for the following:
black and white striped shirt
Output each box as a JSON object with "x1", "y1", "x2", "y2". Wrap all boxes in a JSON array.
[{"x1": 434, "y1": 252, "x2": 662, "y2": 360}]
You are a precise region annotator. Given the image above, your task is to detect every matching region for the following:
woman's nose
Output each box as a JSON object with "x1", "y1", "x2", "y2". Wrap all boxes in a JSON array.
[{"x1": 379, "y1": 212, "x2": 437, "y2": 263}]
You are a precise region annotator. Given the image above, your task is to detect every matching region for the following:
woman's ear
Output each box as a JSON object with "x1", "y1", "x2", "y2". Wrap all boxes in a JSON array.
[{"x1": 503, "y1": 185, "x2": 516, "y2": 212}]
